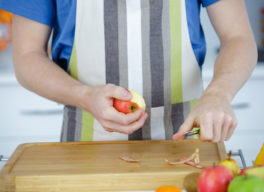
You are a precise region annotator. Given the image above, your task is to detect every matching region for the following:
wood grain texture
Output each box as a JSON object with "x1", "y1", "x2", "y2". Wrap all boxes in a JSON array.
[{"x1": 0, "y1": 140, "x2": 227, "y2": 192}]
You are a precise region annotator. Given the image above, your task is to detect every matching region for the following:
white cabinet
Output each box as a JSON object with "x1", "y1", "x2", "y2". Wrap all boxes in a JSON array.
[
  {"x1": 203, "y1": 66, "x2": 264, "y2": 167},
  {"x1": 0, "y1": 77, "x2": 63, "y2": 170}
]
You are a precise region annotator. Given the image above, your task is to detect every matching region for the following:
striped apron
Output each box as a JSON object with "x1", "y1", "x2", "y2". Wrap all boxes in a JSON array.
[{"x1": 61, "y1": 0, "x2": 204, "y2": 142}]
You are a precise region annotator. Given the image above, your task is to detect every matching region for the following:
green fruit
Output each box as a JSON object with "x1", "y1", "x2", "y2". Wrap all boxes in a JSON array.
[
  {"x1": 228, "y1": 175, "x2": 264, "y2": 192},
  {"x1": 183, "y1": 172, "x2": 199, "y2": 192},
  {"x1": 240, "y1": 166, "x2": 264, "y2": 181}
]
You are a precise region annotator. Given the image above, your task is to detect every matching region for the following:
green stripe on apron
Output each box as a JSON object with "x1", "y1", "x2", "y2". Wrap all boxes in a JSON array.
[
  {"x1": 170, "y1": 0, "x2": 183, "y2": 104},
  {"x1": 69, "y1": 41, "x2": 95, "y2": 141},
  {"x1": 190, "y1": 99, "x2": 198, "y2": 110},
  {"x1": 81, "y1": 111, "x2": 94, "y2": 141},
  {"x1": 69, "y1": 42, "x2": 78, "y2": 80}
]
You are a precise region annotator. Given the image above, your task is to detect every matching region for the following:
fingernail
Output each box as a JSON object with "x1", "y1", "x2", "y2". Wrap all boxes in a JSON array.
[{"x1": 123, "y1": 90, "x2": 131, "y2": 99}]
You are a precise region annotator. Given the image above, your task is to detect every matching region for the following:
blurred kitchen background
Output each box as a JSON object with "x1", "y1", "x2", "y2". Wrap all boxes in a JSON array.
[{"x1": 0, "y1": 0, "x2": 264, "y2": 170}]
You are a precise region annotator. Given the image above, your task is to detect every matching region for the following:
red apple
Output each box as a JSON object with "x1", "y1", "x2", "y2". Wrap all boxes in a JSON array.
[
  {"x1": 113, "y1": 89, "x2": 146, "y2": 114},
  {"x1": 198, "y1": 165, "x2": 234, "y2": 192}
]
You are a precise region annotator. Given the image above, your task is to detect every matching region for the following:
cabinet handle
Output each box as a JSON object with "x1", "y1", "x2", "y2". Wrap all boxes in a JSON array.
[
  {"x1": 229, "y1": 149, "x2": 247, "y2": 168},
  {"x1": 231, "y1": 102, "x2": 250, "y2": 110},
  {"x1": 20, "y1": 109, "x2": 63, "y2": 116},
  {"x1": 0, "y1": 155, "x2": 8, "y2": 162}
]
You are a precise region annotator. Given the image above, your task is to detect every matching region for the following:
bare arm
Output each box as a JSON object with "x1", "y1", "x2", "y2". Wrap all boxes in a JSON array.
[
  {"x1": 12, "y1": 15, "x2": 147, "y2": 134},
  {"x1": 174, "y1": 0, "x2": 257, "y2": 142},
  {"x1": 205, "y1": 0, "x2": 257, "y2": 103},
  {"x1": 13, "y1": 16, "x2": 85, "y2": 108}
]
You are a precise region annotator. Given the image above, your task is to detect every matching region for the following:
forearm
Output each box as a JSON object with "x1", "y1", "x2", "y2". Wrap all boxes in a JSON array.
[
  {"x1": 203, "y1": 36, "x2": 257, "y2": 103},
  {"x1": 13, "y1": 51, "x2": 90, "y2": 109}
]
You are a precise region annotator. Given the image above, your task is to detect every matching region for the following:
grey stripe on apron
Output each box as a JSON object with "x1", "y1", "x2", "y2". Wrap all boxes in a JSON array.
[
  {"x1": 162, "y1": 0, "x2": 174, "y2": 139},
  {"x1": 150, "y1": 0, "x2": 164, "y2": 107},
  {"x1": 118, "y1": 0, "x2": 128, "y2": 89},
  {"x1": 172, "y1": 103, "x2": 184, "y2": 134},
  {"x1": 183, "y1": 102, "x2": 191, "y2": 120},
  {"x1": 66, "y1": 106, "x2": 77, "y2": 141},
  {"x1": 60, "y1": 107, "x2": 68, "y2": 142},
  {"x1": 104, "y1": 0, "x2": 120, "y2": 85},
  {"x1": 74, "y1": 108, "x2": 83, "y2": 141},
  {"x1": 141, "y1": 0, "x2": 151, "y2": 140},
  {"x1": 183, "y1": 102, "x2": 192, "y2": 139}
]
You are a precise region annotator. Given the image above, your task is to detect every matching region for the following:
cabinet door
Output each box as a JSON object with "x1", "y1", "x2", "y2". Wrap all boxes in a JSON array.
[{"x1": 0, "y1": 84, "x2": 63, "y2": 160}]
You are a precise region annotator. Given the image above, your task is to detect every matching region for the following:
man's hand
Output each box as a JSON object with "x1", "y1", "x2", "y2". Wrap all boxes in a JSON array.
[
  {"x1": 174, "y1": 0, "x2": 257, "y2": 142},
  {"x1": 12, "y1": 15, "x2": 148, "y2": 135},
  {"x1": 80, "y1": 84, "x2": 148, "y2": 135},
  {"x1": 173, "y1": 94, "x2": 237, "y2": 142}
]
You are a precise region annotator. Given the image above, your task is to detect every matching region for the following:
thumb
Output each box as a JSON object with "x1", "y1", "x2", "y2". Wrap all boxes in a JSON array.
[
  {"x1": 107, "y1": 85, "x2": 132, "y2": 101},
  {"x1": 173, "y1": 116, "x2": 194, "y2": 140}
]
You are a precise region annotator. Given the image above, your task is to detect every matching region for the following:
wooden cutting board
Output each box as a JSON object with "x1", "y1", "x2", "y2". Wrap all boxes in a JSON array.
[{"x1": 0, "y1": 140, "x2": 227, "y2": 192}]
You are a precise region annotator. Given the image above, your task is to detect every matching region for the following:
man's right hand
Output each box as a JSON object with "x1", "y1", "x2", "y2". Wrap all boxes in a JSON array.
[
  {"x1": 79, "y1": 84, "x2": 148, "y2": 135},
  {"x1": 12, "y1": 15, "x2": 147, "y2": 135}
]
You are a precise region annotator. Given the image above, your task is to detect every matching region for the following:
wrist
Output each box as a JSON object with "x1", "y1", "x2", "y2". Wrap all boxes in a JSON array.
[
  {"x1": 74, "y1": 84, "x2": 93, "y2": 111},
  {"x1": 202, "y1": 86, "x2": 233, "y2": 104}
]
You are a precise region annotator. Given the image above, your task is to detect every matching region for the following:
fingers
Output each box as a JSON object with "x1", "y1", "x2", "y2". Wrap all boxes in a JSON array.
[
  {"x1": 101, "y1": 113, "x2": 148, "y2": 134},
  {"x1": 92, "y1": 84, "x2": 148, "y2": 135},
  {"x1": 200, "y1": 113, "x2": 237, "y2": 142},
  {"x1": 220, "y1": 115, "x2": 232, "y2": 141},
  {"x1": 200, "y1": 114, "x2": 213, "y2": 141},
  {"x1": 226, "y1": 117, "x2": 237, "y2": 140},
  {"x1": 104, "y1": 84, "x2": 131, "y2": 100},
  {"x1": 102, "y1": 107, "x2": 144, "y2": 125},
  {"x1": 173, "y1": 116, "x2": 194, "y2": 140},
  {"x1": 220, "y1": 118, "x2": 229, "y2": 141},
  {"x1": 213, "y1": 120, "x2": 222, "y2": 142}
]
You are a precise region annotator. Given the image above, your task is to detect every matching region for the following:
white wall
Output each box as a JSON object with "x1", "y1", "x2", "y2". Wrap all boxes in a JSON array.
[{"x1": 200, "y1": 0, "x2": 263, "y2": 69}]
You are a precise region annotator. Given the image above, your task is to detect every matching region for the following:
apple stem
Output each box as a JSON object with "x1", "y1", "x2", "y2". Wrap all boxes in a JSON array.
[
  {"x1": 245, "y1": 174, "x2": 248, "y2": 180},
  {"x1": 228, "y1": 151, "x2": 232, "y2": 160},
  {"x1": 130, "y1": 106, "x2": 136, "y2": 112}
]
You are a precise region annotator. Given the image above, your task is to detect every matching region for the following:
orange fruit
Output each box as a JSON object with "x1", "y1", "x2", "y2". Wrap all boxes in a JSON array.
[
  {"x1": 156, "y1": 185, "x2": 182, "y2": 192},
  {"x1": 0, "y1": 10, "x2": 12, "y2": 24},
  {"x1": 0, "y1": 38, "x2": 10, "y2": 51}
]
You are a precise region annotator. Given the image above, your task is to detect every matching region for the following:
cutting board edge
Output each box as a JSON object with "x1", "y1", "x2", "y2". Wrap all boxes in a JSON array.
[
  {"x1": 1, "y1": 171, "x2": 200, "y2": 192},
  {"x1": 0, "y1": 143, "x2": 31, "y2": 177},
  {"x1": 0, "y1": 175, "x2": 16, "y2": 192},
  {"x1": 216, "y1": 142, "x2": 228, "y2": 161}
]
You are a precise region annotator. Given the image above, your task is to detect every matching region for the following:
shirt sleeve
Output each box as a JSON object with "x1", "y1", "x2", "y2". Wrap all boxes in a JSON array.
[
  {"x1": 0, "y1": 0, "x2": 55, "y2": 26},
  {"x1": 201, "y1": 0, "x2": 220, "y2": 7}
]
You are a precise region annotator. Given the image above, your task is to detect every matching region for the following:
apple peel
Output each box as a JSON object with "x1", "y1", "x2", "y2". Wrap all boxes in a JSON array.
[
  {"x1": 165, "y1": 148, "x2": 203, "y2": 169},
  {"x1": 119, "y1": 155, "x2": 140, "y2": 163}
]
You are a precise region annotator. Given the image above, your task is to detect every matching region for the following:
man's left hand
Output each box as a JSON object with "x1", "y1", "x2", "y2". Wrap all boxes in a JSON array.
[{"x1": 173, "y1": 94, "x2": 237, "y2": 142}]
